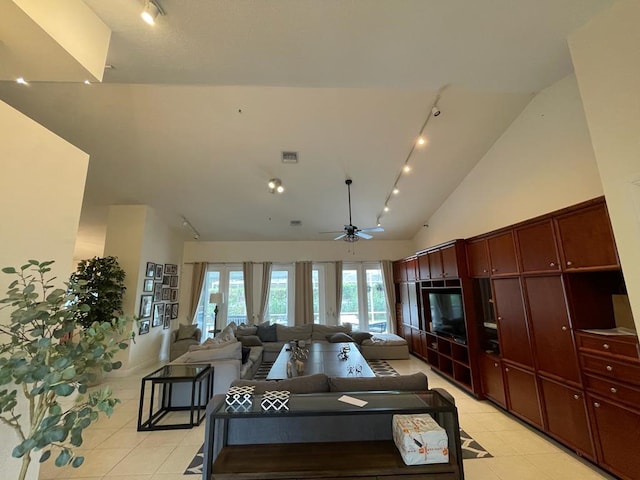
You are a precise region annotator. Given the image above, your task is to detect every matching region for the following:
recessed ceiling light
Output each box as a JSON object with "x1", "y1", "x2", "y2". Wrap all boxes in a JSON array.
[
  {"x1": 392, "y1": 188, "x2": 399, "y2": 195},
  {"x1": 384, "y1": 205, "x2": 390, "y2": 212},
  {"x1": 403, "y1": 165, "x2": 411, "y2": 173},
  {"x1": 16, "y1": 77, "x2": 28, "y2": 85},
  {"x1": 417, "y1": 137, "x2": 426, "y2": 146}
]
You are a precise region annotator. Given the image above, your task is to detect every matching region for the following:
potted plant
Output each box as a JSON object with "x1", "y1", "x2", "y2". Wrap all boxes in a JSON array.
[
  {"x1": 67, "y1": 256, "x2": 126, "y2": 329},
  {"x1": 0, "y1": 260, "x2": 132, "y2": 480}
]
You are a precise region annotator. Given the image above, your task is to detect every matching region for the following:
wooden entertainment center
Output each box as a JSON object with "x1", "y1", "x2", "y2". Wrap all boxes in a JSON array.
[{"x1": 393, "y1": 197, "x2": 640, "y2": 480}]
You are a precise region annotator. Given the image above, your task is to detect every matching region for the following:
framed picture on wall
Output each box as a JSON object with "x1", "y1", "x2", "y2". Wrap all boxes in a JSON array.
[
  {"x1": 145, "y1": 262, "x2": 155, "y2": 278},
  {"x1": 153, "y1": 283, "x2": 162, "y2": 302},
  {"x1": 165, "y1": 264, "x2": 177, "y2": 275},
  {"x1": 154, "y1": 264, "x2": 163, "y2": 280},
  {"x1": 152, "y1": 303, "x2": 164, "y2": 327},
  {"x1": 139, "y1": 295, "x2": 152, "y2": 318},
  {"x1": 162, "y1": 275, "x2": 171, "y2": 285},
  {"x1": 143, "y1": 279, "x2": 154, "y2": 292},
  {"x1": 163, "y1": 310, "x2": 171, "y2": 329},
  {"x1": 162, "y1": 287, "x2": 171, "y2": 301},
  {"x1": 170, "y1": 288, "x2": 178, "y2": 302},
  {"x1": 170, "y1": 303, "x2": 179, "y2": 319},
  {"x1": 170, "y1": 275, "x2": 179, "y2": 288},
  {"x1": 139, "y1": 320, "x2": 150, "y2": 335}
]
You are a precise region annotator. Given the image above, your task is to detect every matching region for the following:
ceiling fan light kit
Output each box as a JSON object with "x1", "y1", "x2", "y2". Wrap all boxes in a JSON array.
[{"x1": 268, "y1": 178, "x2": 284, "y2": 194}]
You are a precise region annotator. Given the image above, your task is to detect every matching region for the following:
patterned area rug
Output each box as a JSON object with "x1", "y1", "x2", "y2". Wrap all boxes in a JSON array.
[{"x1": 184, "y1": 428, "x2": 491, "y2": 474}]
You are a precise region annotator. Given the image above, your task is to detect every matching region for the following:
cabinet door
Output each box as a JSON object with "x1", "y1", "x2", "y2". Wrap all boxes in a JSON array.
[
  {"x1": 402, "y1": 324, "x2": 413, "y2": 349},
  {"x1": 400, "y1": 283, "x2": 411, "y2": 327},
  {"x1": 417, "y1": 253, "x2": 430, "y2": 280},
  {"x1": 524, "y1": 275, "x2": 580, "y2": 383},
  {"x1": 588, "y1": 394, "x2": 640, "y2": 480},
  {"x1": 493, "y1": 278, "x2": 533, "y2": 367},
  {"x1": 540, "y1": 377, "x2": 594, "y2": 459},
  {"x1": 408, "y1": 283, "x2": 419, "y2": 329},
  {"x1": 504, "y1": 363, "x2": 543, "y2": 427},
  {"x1": 428, "y1": 250, "x2": 443, "y2": 279},
  {"x1": 488, "y1": 231, "x2": 519, "y2": 276},
  {"x1": 515, "y1": 220, "x2": 560, "y2": 273},
  {"x1": 555, "y1": 203, "x2": 619, "y2": 270},
  {"x1": 393, "y1": 260, "x2": 405, "y2": 282},
  {"x1": 467, "y1": 239, "x2": 490, "y2": 277},
  {"x1": 406, "y1": 258, "x2": 418, "y2": 282},
  {"x1": 479, "y1": 353, "x2": 506, "y2": 407},
  {"x1": 441, "y1": 245, "x2": 459, "y2": 279}
]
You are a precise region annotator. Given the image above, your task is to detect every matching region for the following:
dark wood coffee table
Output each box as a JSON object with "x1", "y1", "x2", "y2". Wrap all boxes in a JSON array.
[{"x1": 267, "y1": 341, "x2": 375, "y2": 379}]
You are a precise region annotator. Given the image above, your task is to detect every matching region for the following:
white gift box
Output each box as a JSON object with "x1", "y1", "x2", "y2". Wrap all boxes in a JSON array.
[
  {"x1": 392, "y1": 414, "x2": 449, "y2": 465},
  {"x1": 225, "y1": 385, "x2": 255, "y2": 408},
  {"x1": 261, "y1": 390, "x2": 290, "y2": 411}
]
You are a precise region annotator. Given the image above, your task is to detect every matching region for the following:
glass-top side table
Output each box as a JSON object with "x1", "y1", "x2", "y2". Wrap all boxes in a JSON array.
[{"x1": 137, "y1": 363, "x2": 213, "y2": 431}]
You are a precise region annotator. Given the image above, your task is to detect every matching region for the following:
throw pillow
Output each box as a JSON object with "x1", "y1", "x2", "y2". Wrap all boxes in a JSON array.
[
  {"x1": 176, "y1": 324, "x2": 198, "y2": 341},
  {"x1": 182, "y1": 340, "x2": 242, "y2": 363},
  {"x1": 326, "y1": 332, "x2": 355, "y2": 343},
  {"x1": 239, "y1": 335, "x2": 263, "y2": 347},
  {"x1": 350, "y1": 331, "x2": 373, "y2": 345},
  {"x1": 241, "y1": 346, "x2": 251, "y2": 364},
  {"x1": 256, "y1": 323, "x2": 277, "y2": 342},
  {"x1": 218, "y1": 324, "x2": 236, "y2": 342},
  {"x1": 235, "y1": 325, "x2": 258, "y2": 337}
]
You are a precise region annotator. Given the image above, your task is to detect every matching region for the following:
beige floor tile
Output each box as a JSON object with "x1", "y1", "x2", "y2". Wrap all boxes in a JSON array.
[
  {"x1": 525, "y1": 453, "x2": 616, "y2": 479},
  {"x1": 468, "y1": 431, "x2": 521, "y2": 457},
  {"x1": 56, "y1": 448, "x2": 131, "y2": 478},
  {"x1": 463, "y1": 458, "x2": 503, "y2": 480},
  {"x1": 137, "y1": 429, "x2": 189, "y2": 448},
  {"x1": 493, "y1": 429, "x2": 563, "y2": 455},
  {"x1": 155, "y1": 445, "x2": 200, "y2": 474},
  {"x1": 151, "y1": 474, "x2": 192, "y2": 480},
  {"x1": 485, "y1": 456, "x2": 554, "y2": 480},
  {"x1": 102, "y1": 475, "x2": 152, "y2": 480},
  {"x1": 97, "y1": 429, "x2": 150, "y2": 450},
  {"x1": 107, "y1": 446, "x2": 175, "y2": 476}
]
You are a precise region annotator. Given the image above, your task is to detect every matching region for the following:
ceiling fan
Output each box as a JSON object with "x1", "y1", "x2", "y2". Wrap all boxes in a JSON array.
[{"x1": 323, "y1": 179, "x2": 384, "y2": 242}]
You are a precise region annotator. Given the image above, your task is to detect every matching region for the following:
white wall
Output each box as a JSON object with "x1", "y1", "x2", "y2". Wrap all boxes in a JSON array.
[
  {"x1": 569, "y1": 0, "x2": 640, "y2": 332},
  {"x1": 413, "y1": 74, "x2": 603, "y2": 248},
  {"x1": 104, "y1": 205, "x2": 184, "y2": 372},
  {"x1": 0, "y1": 100, "x2": 88, "y2": 480}
]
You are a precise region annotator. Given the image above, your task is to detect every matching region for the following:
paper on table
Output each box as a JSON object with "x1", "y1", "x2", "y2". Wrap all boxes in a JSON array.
[{"x1": 338, "y1": 395, "x2": 368, "y2": 407}]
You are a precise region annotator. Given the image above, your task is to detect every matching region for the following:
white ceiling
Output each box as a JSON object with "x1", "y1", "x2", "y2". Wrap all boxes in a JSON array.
[{"x1": 0, "y1": 0, "x2": 615, "y2": 258}]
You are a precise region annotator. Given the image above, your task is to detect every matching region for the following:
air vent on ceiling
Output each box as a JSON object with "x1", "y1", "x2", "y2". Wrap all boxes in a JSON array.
[
  {"x1": 290, "y1": 220, "x2": 302, "y2": 227},
  {"x1": 281, "y1": 151, "x2": 298, "y2": 164}
]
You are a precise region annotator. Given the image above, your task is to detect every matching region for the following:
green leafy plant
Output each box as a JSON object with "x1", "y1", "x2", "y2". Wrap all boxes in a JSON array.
[
  {"x1": 0, "y1": 260, "x2": 132, "y2": 480},
  {"x1": 68, "y1": 256, "x2": 126, "y2": 329}
]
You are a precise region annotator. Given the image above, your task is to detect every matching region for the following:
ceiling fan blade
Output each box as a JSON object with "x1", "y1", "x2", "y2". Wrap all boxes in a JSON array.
[
  {"x1": 360, "y1": 226, "x2": 384, "y2": 233},
  {"x1": 356, "y1": 231, "x2": 373, "y2": 240},
  {"x1": 334, "y1": 233, "x2": 347, "y2": 240}
]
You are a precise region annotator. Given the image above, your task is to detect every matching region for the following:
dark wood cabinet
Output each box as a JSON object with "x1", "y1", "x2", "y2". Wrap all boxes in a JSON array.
[
  {"x1": 487, "y1": 231, "x2": 519, "y2": 276},
  {"x1": 466, "y1": 239, "x2": 489, "y2": 277},
  {"x1": 492, "y1": 278, "x2": 533, "y2": 368},
  {"x1": 441, "y1": 245, "x2": 459, "y2": 279},
  {"x1": 504, "y1": 363, "x2": 542, "y2": 427},
  {"x1": 479, "y1": 353, "x2": 506, "y2": 407},
  {"x1": 515, "y1": 220, "x2": 560, "y2": 273},
  {"x1": 539, "y1": 376, "x2": 594, "y2": 459},
  {"x1": 555, "y1": 203, "x2": 619, "y2": 271},
  {"x1": 417, "y1": 252, "x2": 430, "y2": 280},
  {"x1": 428, "y1": 250, "x2": 444, "y2": 279},
  {"x1": 523, "y1": 275, "x2": 580, "y2": 383},
  {"x1": 393, "y1": 260, "x2": 405, "y2": 283},
  {"x1": 405, "y1": 257, "x2": 418, "y2": 282}
]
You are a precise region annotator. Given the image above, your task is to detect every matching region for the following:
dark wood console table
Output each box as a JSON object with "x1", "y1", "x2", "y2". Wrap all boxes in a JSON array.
[{"x1": 202, "y1": 390, "x2": 464, "y2": 479}]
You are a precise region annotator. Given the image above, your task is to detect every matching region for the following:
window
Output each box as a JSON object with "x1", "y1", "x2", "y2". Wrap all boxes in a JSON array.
[
  {"x1": 312, "y1": 264, "x2": 326, "y2": 323},
  {"x1": 340, "y1": 262, "x2": 388, "y2": 332},
  {"x1": 194, "y1": 265, "x2": 246, "y2": 335},
  {"x1": 267, "y1": 265, "x2": 294, "y2": 325}
]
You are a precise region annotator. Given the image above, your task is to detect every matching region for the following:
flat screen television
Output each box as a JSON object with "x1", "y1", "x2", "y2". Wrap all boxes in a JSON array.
[{"x1": 428, "y1": 289, "x2": 466, "y2": 343}]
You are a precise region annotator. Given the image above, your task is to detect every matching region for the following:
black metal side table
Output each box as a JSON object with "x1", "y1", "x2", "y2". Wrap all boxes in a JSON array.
[{"x1": 137, "y1": 364, "x2": 214, "y2": 431}]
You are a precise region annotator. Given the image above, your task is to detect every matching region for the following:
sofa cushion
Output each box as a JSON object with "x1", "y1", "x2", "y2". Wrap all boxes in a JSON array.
[
  {"x1": 176, "y1": 324, "x2": 198, "y2": 340},
  {"x1": 351, "y1": 331, "x2": 373, "y2": 345},
  {"x1": 218, "y1": 324, "x2": 236, "y2": 342},
  {"x1": 276, "y1": 324, "x2": 313, "y2": 342},
  {"x1": 326, "y1": 332, "x2": 355, "y2": 343},
  {"x1": 328, "y1": 372, "x2": 428, "y2": 392},
  {"x1": 235, "y1": 325, "x2": 258, "y2": 337},
  {"x1": 179, "y1": 340, "x2": 242, "y2": 363},
  {"x1": 311, "y1": 324, "x2": 352, "y2": 341},
  {"x1": 256, "y1": 323, "x2": 278, "y2": 342},
  {"x1": 239, "y1": 335, "x2": 263, "y2": 347},
  {"x1": 231, "y1": 373, "x2": 330, "y2": 394}
]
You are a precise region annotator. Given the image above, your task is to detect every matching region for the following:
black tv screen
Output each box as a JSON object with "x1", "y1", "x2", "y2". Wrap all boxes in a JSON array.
[{"x1": 428, "y1": 290, "x2": 466, "y2": 341}]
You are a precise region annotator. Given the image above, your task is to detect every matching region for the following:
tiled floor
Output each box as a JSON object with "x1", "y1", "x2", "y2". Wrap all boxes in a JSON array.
[{"x1": 38, "y1": 356, "x2": 616, "y2": 480}]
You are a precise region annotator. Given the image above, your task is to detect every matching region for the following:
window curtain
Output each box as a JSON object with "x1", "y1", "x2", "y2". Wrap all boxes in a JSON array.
[
  {"x1": 188, "y1": 262, "x2": 207, "y2": 325},
  {"x1": 256, "y1": 261, "x2": 272, "y2": 324},
  {"x1": 334, "y1": 261, "x2": 342, "y2": 325},
  {"x1": 243, "y1": 262, "x2": 254, "y2": 324},
  {"x1": 294, "y1": 261, "x2": 313, "y2": 325},
  {"x1": 380, "y1": 260, "x2": 397, "y2": 334}
]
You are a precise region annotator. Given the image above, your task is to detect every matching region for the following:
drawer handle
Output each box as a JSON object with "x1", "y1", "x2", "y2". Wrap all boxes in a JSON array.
[
  {"x1": 567, "y1": 261, "x2": 573, "y2": 266},
  {"x1": 573, "y1": 394, "x2": 580, "y2": 400},
  {"x1": 610, "y1": 387, "x2": 617, "y2": 394},
  {"x1": 561, "y1": 326, "x2": 567, "y2": 331},
  {"x1": 492, "y1": 268, "x2": 497, "y2": 272},
  {"x1": 606, "y1": 365, "x2": 613, "y2": 372},
  {"x1": 594, "y1": 402, "x2": 601, "y2": 408},
  {"x1": 497, "y1": 317, "x2": 503, "y2": 321},
  {"x1": 603, "y1": 343, "x2": 610, "y2": 350}
]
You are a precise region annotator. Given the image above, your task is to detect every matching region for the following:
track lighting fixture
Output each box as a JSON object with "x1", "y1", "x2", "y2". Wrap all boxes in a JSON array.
[
  {"x1": 141, "y1": 0, "x2": 164, "y2": 25},
  {"x1": 268, "y1": 178, "x2": 284, "y2": 194},
  {"x1": 181, "y1": 216, "x2": 200, "y2": 240},
  {"x1": 432, "y1": 106, "x2": 441, "y2": 117}
]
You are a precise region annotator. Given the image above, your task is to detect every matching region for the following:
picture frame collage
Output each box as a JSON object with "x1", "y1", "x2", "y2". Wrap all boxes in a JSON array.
[{"x1": 138, "y1": 262, "x2": 179, "y2": 334}]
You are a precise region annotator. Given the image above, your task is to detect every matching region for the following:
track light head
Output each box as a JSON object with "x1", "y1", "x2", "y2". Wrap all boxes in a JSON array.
[
  {"x1": 432, "y1": 106, "x2": 441, "y2": 117},
  {"x1": 141, "y1": 1, "x2": 164, "y2": 25}
]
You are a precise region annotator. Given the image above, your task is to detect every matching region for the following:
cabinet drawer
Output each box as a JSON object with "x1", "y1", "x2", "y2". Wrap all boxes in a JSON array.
[
  {"x1": 580, "y1": 354, "x2": 640, "y2": 387},
  {"x1": 584, "y1": 373, "x2": 640, "y2": 408},
  {"x1": 577, "y1": 333, "x2": 640, "y2": 360}
]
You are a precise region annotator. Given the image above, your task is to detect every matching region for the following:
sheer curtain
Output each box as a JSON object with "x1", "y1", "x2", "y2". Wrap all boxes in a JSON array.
[
  {"x1": 380, "y1": 260, "x2": 397, "y2": 334},
  {"x1": 243, "y1": 262, "x2": 254, "y2": 324},
  {"x1": 334, "y1": 260, "x2": 342, "y2": 325},
  {"x1": 188, "y1": 262, "x2": 207, "y2": 325},
  {"x1": 256, "y1": 262, "x2": 272, "y2": 324},
  {"x1": 294, "y1": 261, "x2": 313, "y2": 325}
]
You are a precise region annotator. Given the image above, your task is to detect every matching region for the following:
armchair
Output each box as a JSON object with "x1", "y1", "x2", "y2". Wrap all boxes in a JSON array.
[{"x1": 170, "y1": 325, "x2": 202, "y2": 361}]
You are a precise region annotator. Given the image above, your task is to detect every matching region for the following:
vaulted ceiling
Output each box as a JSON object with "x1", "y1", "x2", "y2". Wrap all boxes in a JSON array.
[{"x1": 0, "y1": 0, "x2": 615, "y2": 258}]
